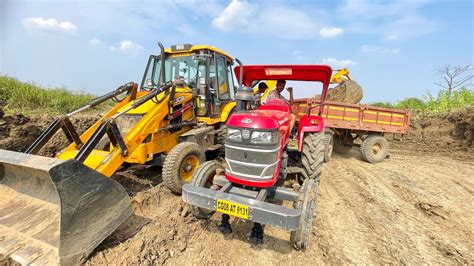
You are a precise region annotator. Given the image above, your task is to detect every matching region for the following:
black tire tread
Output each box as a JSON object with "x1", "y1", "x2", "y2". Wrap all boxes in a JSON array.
[
  {"x1": 189, "y1": 160, "x2": 222, "y2": 219},
  {"x1": 301, "y1": 132, "x2": 325, "y2": 181},
  {"x1": 323, "y1": 129, "x2": 334, "y2": 163},
  {"x1": 162, "y1": 142, "x2": 205, "y2": 195},
  {"x1": 290, "y1": 179, "x2": 318, "y2": 250},
  {"x1": 360, "y1": 134, "x2": 389, "y2": 164}
]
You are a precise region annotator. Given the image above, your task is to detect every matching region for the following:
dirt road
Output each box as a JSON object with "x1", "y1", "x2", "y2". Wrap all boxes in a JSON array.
[
  {"x1": 87, "y1": 145, "x2": 473, "y2": 265},
  {"x1": 1, "y1": 108, "x2": 472, "y2": 264}
]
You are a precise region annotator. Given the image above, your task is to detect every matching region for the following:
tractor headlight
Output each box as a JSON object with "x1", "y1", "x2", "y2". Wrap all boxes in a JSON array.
[
  {"x1": 227, "y1": 128, "x2": 242, "y2": 142},
  {"x1": 250, "y1": 131, "x2": 278, "y2": 144}
]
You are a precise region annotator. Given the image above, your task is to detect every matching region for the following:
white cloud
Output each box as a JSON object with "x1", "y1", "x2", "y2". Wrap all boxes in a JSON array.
[
  {"x1": 322, "y1": 58, "x2": 357, "y2": 68},
  {"x1": 361, "y1": 45, "x2": 400, "y2": 54},
  {"x1": 319, "y1": 27, "x2": 343, "y2": 38},
  {"x1": 212, "y1": 0, "x2": 255, "y2": 31},
  {"x1": 22, "y1": 17, "x2": 77, "y2": 34},
  {"x1": 110, "y1": 40, "x2": 143, "y2": 56},
  {"x1": 89, "y1": 37, "x2": 102, "y2": 46},
  {"x1": 211, "y1": 0, "x2": 321, "y2": 40},
  {"x1": 338, "y1": 0, "x2": 437, "y2": 40}
]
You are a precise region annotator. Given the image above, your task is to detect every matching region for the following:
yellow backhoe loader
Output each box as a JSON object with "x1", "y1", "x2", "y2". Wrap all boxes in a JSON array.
[{"x1": 0, "y1": 43, "x2": 239, "y2": 264}]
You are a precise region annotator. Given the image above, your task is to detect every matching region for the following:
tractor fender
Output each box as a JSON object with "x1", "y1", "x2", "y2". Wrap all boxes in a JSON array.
[
  {"x1": 220, "y1": 102, "x2": 236, "y2": 122},
  {"x1": 297, "y1": 115, "x2": 325, "y2": 152}
]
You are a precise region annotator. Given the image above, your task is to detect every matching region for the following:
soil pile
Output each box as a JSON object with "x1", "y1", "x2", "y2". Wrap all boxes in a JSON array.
[
  {"x1": 0, "y1": 108, "x2": 98, "y2": 156},
  {"x1": 326, "y1": 80, "x2": 364, "y2": 104},
  {"x1": 393, "y1": 107, "x2": 473, "y2": 154}
]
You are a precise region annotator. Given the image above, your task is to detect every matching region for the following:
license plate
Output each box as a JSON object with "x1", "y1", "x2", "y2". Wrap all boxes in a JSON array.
[{"x1": 216, "y1": 199, "x2": 249, "y2": 219}]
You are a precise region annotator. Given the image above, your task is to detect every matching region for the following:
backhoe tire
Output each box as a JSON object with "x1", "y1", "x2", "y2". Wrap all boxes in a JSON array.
[
  {"x1": 301, "y1": 132, "x2": 325, "y2": 182},
  {"x1": 360, "y1": 135, "x2": 388, "y2": 164},
  {"x1": 291, "y1": 178, "x2": 318, "y2": 250},
  {"x1": 333, "y1": 134, "x2": 353, "y2": 154},
  {"x1": 323, "y1": 129, "x2": 334, "y2": 163},
  {"x1": 189, "y1": 160, "x2": 223, "y2": 219},
  {"x1": 163, "y1": 142, "x2": 205, "y2": 195}
]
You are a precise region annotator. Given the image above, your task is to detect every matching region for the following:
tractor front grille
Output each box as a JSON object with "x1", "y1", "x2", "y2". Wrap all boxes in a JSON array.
[{"x1": 224, "y1": 143, "x2": 280, "y2": 182}]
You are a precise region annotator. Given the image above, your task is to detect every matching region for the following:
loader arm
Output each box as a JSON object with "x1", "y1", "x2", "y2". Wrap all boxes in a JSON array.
[{"x1": 56, "y1": 85, "x2": 195, "y2": 177}]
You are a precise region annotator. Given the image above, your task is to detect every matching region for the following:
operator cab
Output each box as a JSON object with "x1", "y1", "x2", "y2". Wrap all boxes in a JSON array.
[{"x1": 140, "y1": 44, "x2": 237, "y2": 119}]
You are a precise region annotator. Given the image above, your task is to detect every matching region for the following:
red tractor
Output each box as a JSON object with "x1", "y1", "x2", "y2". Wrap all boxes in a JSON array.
[{"x1": 182, "y1": 65, "x2": 332, "y2": 249}]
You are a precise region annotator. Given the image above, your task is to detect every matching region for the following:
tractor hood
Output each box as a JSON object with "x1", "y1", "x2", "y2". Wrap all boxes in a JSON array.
[{"x1": 227, "y1": 110, "x2": 289, "y2": 130}]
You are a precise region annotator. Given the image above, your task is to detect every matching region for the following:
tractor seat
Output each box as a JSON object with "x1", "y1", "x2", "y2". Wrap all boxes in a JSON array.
[{"x1": 258, "y1": 99, "x2": 291, "y2": 113}]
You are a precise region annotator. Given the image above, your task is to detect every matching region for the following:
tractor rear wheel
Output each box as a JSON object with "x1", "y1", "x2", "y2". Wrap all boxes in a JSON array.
[
  {"x1": 163, "y1": 142, "x2": 206, "y2": 195},
  {"x1": 323, "y1": 129, "x2": 334, "y2": 163},
  {"x1": 360, "y1": 135, "x2": 388, "y2": 163},
  {"x1": 189, "y1": 160, "x2": 223, "y2": 219},
  {"x1": 291, "y1": 178, "x2": 318, "y2": 250},
  {"x1": 301, "y1": 132, "x2": 325, "y2": 182}
]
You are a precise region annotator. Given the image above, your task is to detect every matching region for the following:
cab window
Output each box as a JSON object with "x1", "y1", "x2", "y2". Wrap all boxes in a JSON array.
[
  {"x1": 227, "y1": 60, "x2": 236, "y2": 99},
  {"x1": 216, "y1": 56, "x2": 231, "y2": 100}
]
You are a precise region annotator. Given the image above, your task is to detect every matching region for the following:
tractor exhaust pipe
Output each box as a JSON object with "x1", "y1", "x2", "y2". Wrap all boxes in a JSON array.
[{"x1": 234, "y1": 58, "x2": 253, "y2": 111}]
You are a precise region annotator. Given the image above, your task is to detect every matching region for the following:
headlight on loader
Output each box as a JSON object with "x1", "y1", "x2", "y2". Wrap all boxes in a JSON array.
[
  {"x1": 227, "y1": 128, "x2": 242, "y2": 142},
  {"x1": 250, "y1": 131, "x2": 278, "y2": 144}
]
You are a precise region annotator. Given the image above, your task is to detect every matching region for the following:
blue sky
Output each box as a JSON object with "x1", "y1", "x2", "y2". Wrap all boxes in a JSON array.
[{"x1": 1, "y1": 0, "x2": 473, "y2": 102}]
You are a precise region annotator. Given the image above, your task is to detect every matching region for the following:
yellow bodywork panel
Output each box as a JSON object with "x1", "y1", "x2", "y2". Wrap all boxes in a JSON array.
[
  {"x1": 219, "y1": 101, "x2": 236, "y2": 122},
  {"x1": 164, "y1": 44, "x2": 234, "y2": 60},
  {"x1": 330, "y1": 68, "x2": 352, "y2": 84},
  {"x1": 56, "y1": 86, "x2": 196, "y2": 177},
  {"x1": 253, "y1": 80, "x2": 277, "y2": 102}
]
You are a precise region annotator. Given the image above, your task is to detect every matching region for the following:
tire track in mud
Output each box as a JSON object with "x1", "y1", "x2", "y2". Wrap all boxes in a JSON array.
[
  {"x1": 86, "y1": 149, "x2": 473, "y2": 265},
  {"x1": 319, "y1": 151, "x2": 473, "y2": 264}
]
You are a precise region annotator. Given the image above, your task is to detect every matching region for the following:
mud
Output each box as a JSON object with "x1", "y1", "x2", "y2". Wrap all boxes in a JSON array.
[
  {"x1": 0, "y1": 108, "x2": 473, "y2": 264},
  {"x1": 81, "y1": 144, "x2": 473, "y2": 265},
  {"x1": 0, "y1": 109, "x2": 99, "y2": 156},
  {"x1": 390, "y1": 107, "x2": 473, "y2": 157}
]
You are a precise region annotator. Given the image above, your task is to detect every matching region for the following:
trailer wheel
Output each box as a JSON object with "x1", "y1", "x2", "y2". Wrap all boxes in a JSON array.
[
  {"x1": 163, "y1": 142, "x2": 205, "y2": 195},
  {"x1": 301, "y1": 132, "x2": 325, "y2": 182},
  {"x1": 291, "y1": 178, "x2": 317, "y2": 250},
  {"x1": 323, "y1": 129, "x2": 334, "y2": 163},
  {"x1": 360, "y1": 135, "x2": 388, "y2": 163},
  {"x1": 333, "y1": 134, "x2": 353, "y2": 154},
  {"x1": 189, "y1": 160, "x2": 223, "y2": 219}
]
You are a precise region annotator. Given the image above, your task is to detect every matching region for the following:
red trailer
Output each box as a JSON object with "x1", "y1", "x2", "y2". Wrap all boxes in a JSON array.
[{"x1": 291, "y1": 100, "x2": 411, "y2": 163}]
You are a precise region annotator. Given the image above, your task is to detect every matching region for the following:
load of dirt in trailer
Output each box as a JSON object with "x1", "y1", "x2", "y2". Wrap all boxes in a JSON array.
[
  {"x1": 315, "y1": 80, "x2": 364, "y2": 104},
  {"x1": 326, "y1": 80, "x2": 364, "y2": 104}
]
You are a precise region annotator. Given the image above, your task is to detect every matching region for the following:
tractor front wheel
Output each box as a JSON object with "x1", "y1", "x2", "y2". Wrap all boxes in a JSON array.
[
  {"x1": 360, "y1": 135, "x2": 388, "y2": 163},
  {"x1": 291, "y1": 178, "x2": 318, "y2": 250},
  {"x1": 189, "y1": 160, "x2": 224, "y2": 219},
  {"x1": 301, "y1": 132, "x2": 325, "y2": 182},
  {"x1": 163, "y1": 142, "x2": 205, "y2": 195}
]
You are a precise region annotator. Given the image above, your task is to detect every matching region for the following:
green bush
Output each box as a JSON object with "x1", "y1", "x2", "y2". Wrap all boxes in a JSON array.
[
  {"x1": 369, "y1": 87, "x2": 473, "y2": 116},
  {"x1": 0, "y1": 76, "x2": 111, "y2": 114},
  {"x1": 370, "y1": 102, "x2": 395, "y2": 109}
]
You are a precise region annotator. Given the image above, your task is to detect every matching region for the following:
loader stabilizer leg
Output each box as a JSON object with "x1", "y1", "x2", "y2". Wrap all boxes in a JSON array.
[{"x1": 0, "y1": 150, "x2": 132, "y2": 265}]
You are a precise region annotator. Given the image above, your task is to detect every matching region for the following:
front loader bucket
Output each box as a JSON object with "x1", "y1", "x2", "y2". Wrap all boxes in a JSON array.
[{"x1": 0, "y1": 150, "x2": 132, "y2": 265}]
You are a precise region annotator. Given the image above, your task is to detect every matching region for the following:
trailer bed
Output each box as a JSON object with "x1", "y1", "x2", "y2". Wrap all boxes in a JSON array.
[{"x1": 292, "y1": 100, "x2": 410, "y2": 134}]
